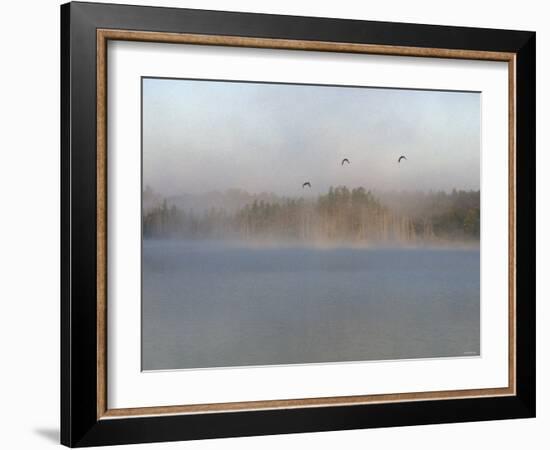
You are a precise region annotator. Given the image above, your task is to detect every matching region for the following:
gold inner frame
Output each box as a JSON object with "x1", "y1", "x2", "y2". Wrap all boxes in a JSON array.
[{"x1": 96, "y1": 28, "x2": 517, "y2": 420}]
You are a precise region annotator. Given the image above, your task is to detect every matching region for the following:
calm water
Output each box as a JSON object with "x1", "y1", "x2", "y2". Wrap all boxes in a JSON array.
[{"x1": 142, "y1": 240, "x2": 480, "y2": 370}]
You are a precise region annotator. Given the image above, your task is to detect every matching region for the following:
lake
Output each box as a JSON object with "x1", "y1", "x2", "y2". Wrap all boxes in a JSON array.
[{"x1": 142, "y1": 240, "x2": 480, "y2": 370}]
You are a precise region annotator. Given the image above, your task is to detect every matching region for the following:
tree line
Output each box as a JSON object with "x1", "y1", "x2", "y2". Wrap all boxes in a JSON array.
[{"x1": 143, "y1": 186, "x2": 479, "y2": 245}]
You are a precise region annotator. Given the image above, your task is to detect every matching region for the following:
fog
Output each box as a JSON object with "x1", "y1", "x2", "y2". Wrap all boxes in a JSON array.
[
  {"x1": 141, "y1": 79, "x2": 481, "y2": 370},
  {"x1": 143, "y1": 78, "x2": 480, "y2": 198}
]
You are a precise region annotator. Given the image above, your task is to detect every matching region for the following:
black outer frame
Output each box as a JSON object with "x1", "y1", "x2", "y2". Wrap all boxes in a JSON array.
[{"x1": 61, "y1": 1, "x2": 536, "y2": 447}]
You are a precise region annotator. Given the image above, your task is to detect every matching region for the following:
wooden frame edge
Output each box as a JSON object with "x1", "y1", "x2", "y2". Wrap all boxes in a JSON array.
[
  {"x1": 97, "y1": 28, "x2": 516, "y2": 61},
  {"x1": 97, "y1": 29, "x2": 108, "y2": 419},
  {"x1": 95, "y1": 28, "x2": 517, "y2": 420},
  {"x1": 100, "y1": 387, "x2": 515, "y2": 419},
  {"x1": 508, "y1": 55, "x2": 517, "y2": 396}
]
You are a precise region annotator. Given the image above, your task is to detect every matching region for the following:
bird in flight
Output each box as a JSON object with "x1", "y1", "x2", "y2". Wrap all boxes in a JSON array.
[
  {"x1": 341, "y1": 158, "x2": 350, "y2": 166},
  {"x1": 302, "y1": 182, "x2": 311, "y2": 189},
  {"x1": 398, "y1": 155, "x2": 407, "y2": 163}
]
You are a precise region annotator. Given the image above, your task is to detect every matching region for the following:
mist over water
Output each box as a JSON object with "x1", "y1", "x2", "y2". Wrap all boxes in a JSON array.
[
  {"x1": 141, "y1": 79, "x2": 481, "y2": 370},
  {"x1": 143, "y1": 186, "x2": 480, "y2": 248},
  {"x1": 142, "y1": 240, "x2": 480, "y2": 370}
]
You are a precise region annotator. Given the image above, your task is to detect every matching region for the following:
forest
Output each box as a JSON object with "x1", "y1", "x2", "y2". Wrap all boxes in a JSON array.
[{"x1": 143, "y1": 186, "x2": 480, "y2": 246}]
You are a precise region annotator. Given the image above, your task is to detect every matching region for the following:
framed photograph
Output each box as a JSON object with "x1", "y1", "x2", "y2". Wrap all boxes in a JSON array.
[{"x1": 61, "y1": 2, "x2": 536, "y2": 447}]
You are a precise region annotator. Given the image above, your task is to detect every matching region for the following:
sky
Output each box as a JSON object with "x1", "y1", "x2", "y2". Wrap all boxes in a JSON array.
[{"x1": 142, "y1": 77, "x2": 480, "y2": 197}]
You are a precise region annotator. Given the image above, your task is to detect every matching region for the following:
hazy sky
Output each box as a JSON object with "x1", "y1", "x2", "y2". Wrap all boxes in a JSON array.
[{"x1": 143, "y1": 78, "x2": 480, "y2": 197}]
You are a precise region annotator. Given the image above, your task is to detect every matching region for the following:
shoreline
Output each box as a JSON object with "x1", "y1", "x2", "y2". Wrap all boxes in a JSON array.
[{"x1": 143, "y1": 238, "x2": 480, "y2": 251}]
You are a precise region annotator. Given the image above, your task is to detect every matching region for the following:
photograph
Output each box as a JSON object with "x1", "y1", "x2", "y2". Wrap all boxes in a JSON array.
[{"x1": 141, "y1": 77, "x2": 481, "y2": 371}]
